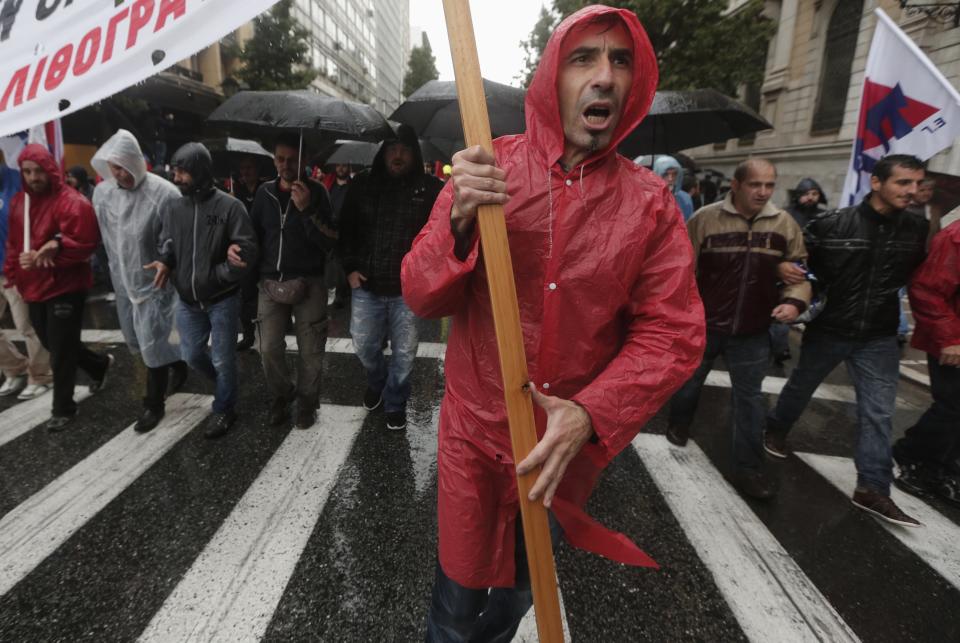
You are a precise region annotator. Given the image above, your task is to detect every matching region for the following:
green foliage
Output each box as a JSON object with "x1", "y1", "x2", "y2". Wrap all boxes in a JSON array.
[
  {"x1": 403, "y1": 33, "x2": 440, "y2": 98},
  {"x1": 518, "y1": 6, "x2": 559, "y2": 87},
  {"x1": 233, "y1": 0, "x2": 317, "y2": 91},
  {"x1": 523, "y1": 0, "x2": 774, "y2": 96}
]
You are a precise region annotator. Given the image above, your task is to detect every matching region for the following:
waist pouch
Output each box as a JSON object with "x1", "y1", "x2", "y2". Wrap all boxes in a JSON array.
[{"x1": 263, "y1": 277, "x2": 308, "y2": 305}]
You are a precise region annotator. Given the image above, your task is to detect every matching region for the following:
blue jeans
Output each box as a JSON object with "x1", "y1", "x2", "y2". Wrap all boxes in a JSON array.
[
  {"x1": 176, "y1": 294, "x2": 240, "y2": 414},
  {"x1": 894, "y1": 356, "x2": 960, "y2": 475},
  {"x1": 898, "y1": 288, "x2": 910, "y2": 336},
  {"x1": 424, "y1": 515, "x2": 562, "y2": 642},
  {"x1": 669, "y1": 331, "x2": 769, "y2": 472},
  {"x1": 349, "y1": 289, "x2": 418, "y2": 412},
  {"x1": 769, "y1": 332, "x2": 900, "y2": 494}
]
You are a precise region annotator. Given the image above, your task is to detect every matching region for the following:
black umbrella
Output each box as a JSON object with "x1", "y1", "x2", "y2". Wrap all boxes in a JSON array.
[
  {"x1": 323, "y1": 140, "x2": 380, "y2": 166},
  {"x1": 204, "y1": 137, "x2": 274, "y2": 178},
  {"x1": 207, "y1": 90, "x2": 394, "y2": 149},
  {"x1": 618, "y1": 89, "x2": 772, "y2": 157},
  {"x1": 390, "y1": 78, "x2": 526, "y2": 144}
]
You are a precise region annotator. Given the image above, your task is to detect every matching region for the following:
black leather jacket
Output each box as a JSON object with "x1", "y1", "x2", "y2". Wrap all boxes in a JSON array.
[{"x1": 805, "y1": 200, "x2": 927, "y2": 340}]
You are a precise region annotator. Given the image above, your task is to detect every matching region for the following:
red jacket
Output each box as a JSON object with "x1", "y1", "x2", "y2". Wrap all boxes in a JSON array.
[
  {"x1": 402, "y1": 6, "x2": 705, "y2": 587},
  {"x1": 4, "y1": 144, "x2": 98, "y2": 303},
  {"x1": 909, "y1": 221, "x2": 960, "y2": 358}
]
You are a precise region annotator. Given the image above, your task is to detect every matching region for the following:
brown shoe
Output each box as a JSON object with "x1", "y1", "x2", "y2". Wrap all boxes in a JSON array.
[
  {"x1": 665, "y1": 423, "x2": 690, "y2": 447},
  {"x1": 851, "y1": 489, "x2": 922, "y2": 528},
  {"x1": 764, "y1": 431, "x2": 789, "y2": 459}
]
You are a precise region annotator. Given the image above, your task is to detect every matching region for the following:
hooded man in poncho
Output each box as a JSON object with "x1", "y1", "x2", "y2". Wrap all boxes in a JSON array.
[
  {"x1": 402, "y1": 6, "x2": 706, "y2": 639},
  {"x1": 92, "y1": 130, "x2": 187, "y2": 433}
]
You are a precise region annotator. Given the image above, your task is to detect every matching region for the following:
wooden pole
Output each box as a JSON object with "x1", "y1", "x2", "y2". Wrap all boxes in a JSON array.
[{"x1": 441, "y1": 1, "x2": 564, "y2": 640}]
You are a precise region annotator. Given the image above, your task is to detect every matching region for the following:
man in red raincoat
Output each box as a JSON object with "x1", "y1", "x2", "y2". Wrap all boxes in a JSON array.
[
  {"x1": 893, "y1": 219, "x2": 960, "y2": 506},
  {"x1": 402, "y1": 6, "x2": 705, "y2": 640},
  {"x1": 4, "y1": 144, "x2": 112, "y2": 432}
]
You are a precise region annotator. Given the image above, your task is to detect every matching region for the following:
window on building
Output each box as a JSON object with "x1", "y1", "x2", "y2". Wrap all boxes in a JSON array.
[{"x1": 811, "y1": 0, "x2": 864, "y2": 134}]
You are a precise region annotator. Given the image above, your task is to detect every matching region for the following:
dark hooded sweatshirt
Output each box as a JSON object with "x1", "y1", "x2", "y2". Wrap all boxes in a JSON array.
[
  {"x1": 785, "y1": 177, "x2": 827, "y2": 229},
  {"x1": 339, "y1": 125, "x2": 444, "y2": 296},
  {"x1": 4, "y1": 144, "x2": 99, "y2": 303},
  {"x1": 157, "y1": 143, "x2": 258, "y2": 307}
]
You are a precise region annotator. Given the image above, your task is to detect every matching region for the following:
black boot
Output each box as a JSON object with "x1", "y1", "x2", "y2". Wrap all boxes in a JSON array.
[
  {"x1": 237, "y1": 322, "x2": 256, "y2": 351},
  {"x1": 135, "y1": 406, "x2": 165, "y2": 433}
]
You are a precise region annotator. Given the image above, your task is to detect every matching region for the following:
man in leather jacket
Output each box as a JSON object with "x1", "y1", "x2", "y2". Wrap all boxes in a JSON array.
[
  {"x1": 147, "y1": 142, "x2": 257, "y2": 439},
  {"x1": 765, "y1": 154, "x2": 928, "y2": 528}
]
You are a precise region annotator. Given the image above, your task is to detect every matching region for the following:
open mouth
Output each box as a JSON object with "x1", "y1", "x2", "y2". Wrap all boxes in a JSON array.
[{"x1": 581, "y1": 103, "x2": 613, "y2": 130}]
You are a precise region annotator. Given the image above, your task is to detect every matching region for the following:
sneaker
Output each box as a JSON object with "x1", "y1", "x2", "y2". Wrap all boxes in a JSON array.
[
  {"x1": 268, "y1": 391, "x2": 295, "y2": 426},
  {"x1": 665, "y1": 423, "x2": 690, "y2": 447},
  {"x1": 386, "y1": 409, "x2": 407, "y2": 431},
  {"x1": 204, "y1": 411, "x2": 236, "y2": 439},
  {"x1": 894, "y1": 462, "x2": 936, "y2": 498},
  {"x1": 89, "y1": 354, "x2": 115, "y2": 394},
  {"x1": 0, "y1": 374, "x2": 27, "y2": 397},
  {"x1": 772, "y1": 350, "x2": 791, "y2": 365},
  {"x1": 135, "y1": 407, "x2": 164, "y2": 433},
  {"x1": 933, "y1": 474, "x2": 960, "y2": 507},
  {"x1": 16, "y1": 382, "x2": 49, "y2": 401},
  {"x1": 851, "y1": 488, "x2": 922, "y2": 527},
  {"x1": 363, "y1": 387, "x2": 383, "y2": 411},
  {"x1": 764, "y1": 431, "x2": 789, "y2": 459},
  {"x1": 45, "y1": 414, "x2": 74, "y2": 432},
  {"x1": 732, "y1": 470, "x2": 778, "y2": 500},
  {"x1": 295, "y1": 399, "x2": 317, "y2": 429}
]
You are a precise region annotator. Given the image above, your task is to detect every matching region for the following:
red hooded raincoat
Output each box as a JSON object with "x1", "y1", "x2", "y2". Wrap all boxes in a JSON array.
[
  {"x1": 4, "y1": 144, "x2": 99, "y2": 303},
  {"x1": 909, "y1": 221, "x2": 960, "y2": 358},
  {"x1": 401, "y1": 6, "x2": 706, "y2": 588}
]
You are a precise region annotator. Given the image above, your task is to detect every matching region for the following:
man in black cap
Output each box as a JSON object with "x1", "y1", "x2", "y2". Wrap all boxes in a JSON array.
[{"x1": 145, "y1": 142, "x2": 257, "y2": 438}]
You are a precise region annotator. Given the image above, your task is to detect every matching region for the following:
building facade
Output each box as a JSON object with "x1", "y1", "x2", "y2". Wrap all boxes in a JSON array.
[
  {"x1": 291, "y1": 0, "x2": 409, "y2": 114},
  {"x1": 689, "y1": 0, "x2": 960, "y2": 207}
]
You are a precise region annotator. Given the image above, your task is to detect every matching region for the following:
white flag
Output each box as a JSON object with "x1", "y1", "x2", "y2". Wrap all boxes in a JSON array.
[{"x1": 841, "y1": 8, "x2": 960, "y2": 206}]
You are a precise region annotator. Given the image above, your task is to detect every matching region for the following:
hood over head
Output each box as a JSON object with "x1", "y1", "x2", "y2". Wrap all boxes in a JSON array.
[
  {"x1": 68, "y1": 166, "x2": 91, "y2": 185},
  {"x1": 170, "y1": 142, "x2": 215, "y2": 197},
  {"x1": 790, "y1": 177, "x2": 827, "y2": 207},
  {"x1": 525, "y1": 5, "x2": 659, "y2": 169},
  {"x1": 17, "y1": 144, "x2": 63, "y2": 196},
  {"x1": 91, "y1": 130, "x2": 149, "y2": 189},
  {"x1": 371, "y1": 123, "x2": 424, "y2": 179},
  {"x1": 652, "y1": 155, "x2": 684, "y2": 197}
]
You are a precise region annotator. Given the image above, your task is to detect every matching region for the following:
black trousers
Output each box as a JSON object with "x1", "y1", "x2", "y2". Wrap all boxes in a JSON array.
[
  {"x1": 144, "y1": 361, "x2": 187, "y2": 412},
  {"x1": 28, "y1": 291, "x2": 109, "y2": 417}
]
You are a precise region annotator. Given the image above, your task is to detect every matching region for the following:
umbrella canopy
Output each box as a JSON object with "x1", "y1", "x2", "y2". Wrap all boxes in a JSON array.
[
  {"x1": 207, "y1": 90, "x2": 394, "y2": 149},
  {"x1": 204, "y1": 137, "x2": 274, "y2": 177},
  {"x1": 618, "y1": 89, "x2": 772, "y2": 157},
  {"x1": 324, "y1": 140, "x2": 380, "y2": 167},
  {"x1": 389, "y1": 78, "x2": 526, "y2": 144}
]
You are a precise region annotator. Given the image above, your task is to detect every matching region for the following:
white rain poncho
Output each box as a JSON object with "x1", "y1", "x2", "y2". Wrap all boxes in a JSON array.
[{"x1": 92, "y1": 130, "x2": 181, "y2": 368}]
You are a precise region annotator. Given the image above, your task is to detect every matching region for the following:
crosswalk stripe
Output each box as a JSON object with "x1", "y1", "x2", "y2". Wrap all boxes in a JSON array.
[
  {"x1": 797, "y1": 452, "x2": 960, "y2": 592},
  {"x1": 514, "y1": 587, "x2": 571, "y2": 642},
  {"x1": 0, "y1": 387, "x2": 91, "y2": 449},
  {"x1": 138, "y1": 404, "x2": 366, "y2": 643},
  {"x1": 704, "y1": 371, "x2": 919, "y2": 410},
  {"x1": 633, "y1": 434, "x2": 859, "y2": 643},
  {"x1": 0, "y1": 393, "x2": 211, "y2": 596}
]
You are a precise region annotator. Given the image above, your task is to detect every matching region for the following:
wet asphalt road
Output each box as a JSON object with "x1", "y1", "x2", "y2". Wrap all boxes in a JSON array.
[{"x1": 0, "y1": 296, "x2": 957, "y2": 642}]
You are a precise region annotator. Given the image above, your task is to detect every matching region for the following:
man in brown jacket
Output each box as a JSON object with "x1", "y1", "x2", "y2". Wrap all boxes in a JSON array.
[{"x1": 667, "y1": 158, "x2": 811, "y2": 499}]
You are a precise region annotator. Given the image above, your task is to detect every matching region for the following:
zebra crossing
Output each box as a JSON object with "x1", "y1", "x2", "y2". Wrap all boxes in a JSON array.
[{"x1": 0, "y1": 329, "x2": 957, "y2": 641}]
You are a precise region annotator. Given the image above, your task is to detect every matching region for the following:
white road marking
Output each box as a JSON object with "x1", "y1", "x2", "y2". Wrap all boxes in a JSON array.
[
  {"x1": 0, "y1": 393, "x2": 211, "y2": 596},
  {"x1": 138, "y1": 405, "x2": 365, "y2": 643},
  {"x1": 514, "y1": 587, "x2": 571, "y2": 643},
  {"x1": 704, "y1": 371, "x2": 919, "y2": 410},
  {"x1": 797, "y1": 452, "x2": 960, "y2": 592},
  {"x1": 0, "y1": 387, "x2": 91, "y2": 449},
  {"x1": 633, "y1": 434, "x2": 859, "y2": 643}
]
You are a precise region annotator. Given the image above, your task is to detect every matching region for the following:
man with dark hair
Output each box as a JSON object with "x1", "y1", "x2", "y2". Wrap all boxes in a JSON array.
[
  {"x1": 244, "y1": 134, "x2": 335, "y2": 429},
  {"x1": 766, "y1": 154, "x2": 928, "y2": 527},
  {"x1": 4, "y1": 145, "x2": 112, "y2": 431},
  {"x1": 785, "y1": 177, "x2": 827, "y2": 229},
  {"x1": 402, "y1": 6, "x2": 705, "y2": 638},
  {"x1": 668, "y1": 158, "x2": 810, "y2": 499},
  {"x1": 340, "y1": 125, "x2": 442, "y2": 431},
  {"x1": 146, "y1": 142, "x2": 257, "y2": 439}
]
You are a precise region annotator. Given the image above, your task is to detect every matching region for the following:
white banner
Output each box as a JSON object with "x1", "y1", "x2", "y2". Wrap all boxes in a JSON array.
[
  {"x1": 841, "y1": 8, "x2": 960, "y2": 206},
  {"x1": 0, "y1": 0, "x2": 279, "y2": 138}
]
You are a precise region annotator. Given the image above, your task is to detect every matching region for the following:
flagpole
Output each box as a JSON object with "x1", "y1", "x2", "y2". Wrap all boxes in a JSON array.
[
  {"x1": 441, "y1": 1, "x2": 564, "y2": 640},
  {"x1": 23, "y1": 193, "x2": 30, "y2": 253}
]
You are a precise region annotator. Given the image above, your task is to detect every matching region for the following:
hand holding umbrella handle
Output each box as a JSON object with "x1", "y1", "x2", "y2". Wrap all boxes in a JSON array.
[{"x1": 441, "y1": 1, "x2": 564, "y2": 640}]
